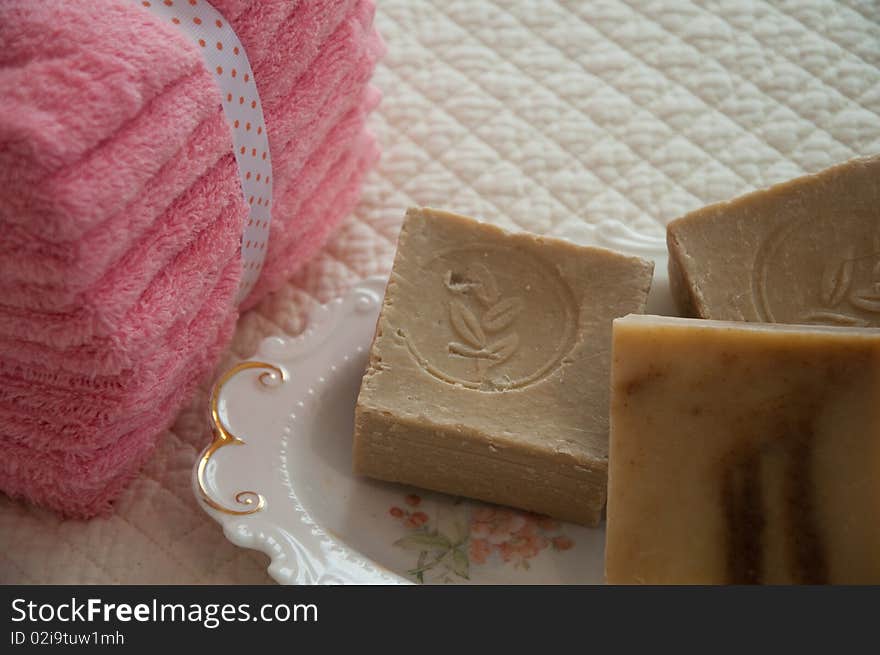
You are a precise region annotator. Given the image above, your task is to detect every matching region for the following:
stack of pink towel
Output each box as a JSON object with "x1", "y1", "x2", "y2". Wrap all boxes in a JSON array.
[{"x1": 0, "y1": 0, "x2": 384, "y2": 517}]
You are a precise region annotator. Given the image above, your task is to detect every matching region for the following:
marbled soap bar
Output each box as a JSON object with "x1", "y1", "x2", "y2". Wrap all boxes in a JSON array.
[
  {"x1": 354, "y1": 207, "x2": 654, "y2": 525},
  {"x1": 606, "y1": 315, "x2": 880, "y2": 584},
  {"x1": 667, "y1": 156, "x2": 880, "y2": 327}
]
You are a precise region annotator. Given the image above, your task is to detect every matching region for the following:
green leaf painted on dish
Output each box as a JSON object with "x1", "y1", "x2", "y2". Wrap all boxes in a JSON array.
[
  {"x1": 394, "y1": 533, "x2": 452, "y2": 552},
  {"x1": 452, "y1": 549, "x2": 470, "y2": 579}
]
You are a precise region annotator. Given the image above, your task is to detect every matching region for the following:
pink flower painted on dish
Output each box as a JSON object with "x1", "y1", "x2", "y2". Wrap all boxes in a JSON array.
[
  {"x1": 388, "y1": 495, "x2": 576, "y2": 582},
  {"x1": 553, "y1": 535, "x2": 574, "y2": 551},
  {"x1": 469, "y1": 537, "x2": 493, "y2": 565},
  {"x1": 468, "y1": 507, "x2": 563, "y2": 570}
]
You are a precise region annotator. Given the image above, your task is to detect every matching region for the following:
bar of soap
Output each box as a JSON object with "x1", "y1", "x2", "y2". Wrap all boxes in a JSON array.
[
  {"x1": 606, "y1": 315, "x2": 880, "y2": 584},
  {"x1": 354, "y1": 207, "x2": 654, "y2": 525},
  {"x1": 667, "y1": 156, "x2": 880, "y2": 327}
]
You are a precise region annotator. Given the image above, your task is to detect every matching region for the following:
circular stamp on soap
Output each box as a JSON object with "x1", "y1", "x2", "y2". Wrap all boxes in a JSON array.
[
  {"x1": 398, "y1": 245, "x2": 578, "y2": 391},
  {"x1": 753, "y1": 217, "x2": 880, "y2": 327}
]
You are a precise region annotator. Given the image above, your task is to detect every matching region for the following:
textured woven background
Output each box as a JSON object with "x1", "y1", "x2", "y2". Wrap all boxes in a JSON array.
[{"x1": 1, "y1": 0, "x2": 877, "y2": 583}]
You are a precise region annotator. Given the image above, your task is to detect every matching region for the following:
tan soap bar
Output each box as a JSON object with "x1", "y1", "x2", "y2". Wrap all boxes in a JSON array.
[
  {"x1": 667, "y1": 155, "x2": 880, "y2": 327},
  {"x1": 606, "y1": 314, "x2": 880, "y2": 584},
  {"x1": 353, "y1": 207, "x2": 654, "y2": 525}
]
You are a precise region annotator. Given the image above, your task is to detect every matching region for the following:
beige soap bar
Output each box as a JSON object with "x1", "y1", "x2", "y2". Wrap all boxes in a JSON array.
[
  {"x1": 667, "y1": 155, "x2": 880, "y2": 327},
  {"x1": 606, "y1": 315, "x2": 880, "y2": 584},
  {"x1": 354, "y1": 207, "x2": 654, "y2": 525}
]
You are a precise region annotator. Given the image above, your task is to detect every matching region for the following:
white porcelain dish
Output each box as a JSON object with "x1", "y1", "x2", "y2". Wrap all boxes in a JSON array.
[{"x1": 193, "y1": 223, "x2": 671, "y2": 584}]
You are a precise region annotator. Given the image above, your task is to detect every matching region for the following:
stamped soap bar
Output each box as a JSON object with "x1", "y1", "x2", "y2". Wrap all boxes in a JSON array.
[
  {"x1": 667, "y1": 156, "x2": 880, "y2": 327},
  {"x1": 606, "y1": 315, "x2": 880, "y2": 584},
  {"x1": 353, "y1": 208, "x2": 654, "y2": 525}
]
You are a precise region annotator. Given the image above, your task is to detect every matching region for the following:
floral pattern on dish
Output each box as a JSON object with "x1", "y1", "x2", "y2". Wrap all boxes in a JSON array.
[{"x1": 389, "y1": 494, "x2": 575, "y2": 583}]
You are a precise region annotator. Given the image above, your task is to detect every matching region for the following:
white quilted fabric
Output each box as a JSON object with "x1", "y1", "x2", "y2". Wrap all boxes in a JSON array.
[{"x1": 1, "y1": 0, "x2": 877, "y2": 584}]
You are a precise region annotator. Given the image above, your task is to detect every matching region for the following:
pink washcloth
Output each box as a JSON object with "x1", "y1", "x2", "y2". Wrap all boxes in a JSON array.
[
  {"x1": 246, "y1": 131, "x2": 381, "y2": 305},
  {"x1": 0, "y1": 275, "x2": 238, "y2": 453},
  {"x1": 217, "y1": 0, "x2": 361, "y2": 111},
  {"x1": 0, "y1": 0, "x2": 379, "y2": 306},
  {"x1": 0, "y1": 3, "x2": 218, "y2": 242},
  {"x1": 0, "y1": 212, "x2": 243, "y2": 448},
  {"x1": 0, "y1": 157, "x2": 246, "y2": 354},
  {"x1": 0, "y1": 307, "x2": 240, "y2": 518},
  {"x1": 0, "y1": 0, "x2": 383, "y2": 518},
  {"x1": 263, "y1": 7, "x2": 385, "y2": 212},
  {"x1": 0, "y1": 116, "x2": 238, "y2": 302},
  {"x1": 0, "y1": 0, "x2": 358, "y2": 243},
  {"x1": 0, "y1": 100, "x2": 378, "y2": 451},
  {"x1": 0, "y1": 4, "x2": 383, "y2": 348},
  {"x1": 0, "y1": 132, "x2": 378, "y2": 518}
]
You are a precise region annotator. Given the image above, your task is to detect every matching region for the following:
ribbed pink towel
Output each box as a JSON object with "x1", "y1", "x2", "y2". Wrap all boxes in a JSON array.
[
  {"x1": 0, "y1": 134, "x2": 379, "y2": 518},
  {"x1": 0, "y1": 0, "x2": 358, "y2": 243},
  {"x1": 0, "y1": 0, "x2": 380, "y2": 312},
  {"x1": 0, "y1": 0, "x2": 384, "y2": 517},
  {"x1": 0, "y1": 9, "x2": 384, "y2": 351},
  {"x1": 0, "y1": 99, "x2": 379, "y2": 452}
]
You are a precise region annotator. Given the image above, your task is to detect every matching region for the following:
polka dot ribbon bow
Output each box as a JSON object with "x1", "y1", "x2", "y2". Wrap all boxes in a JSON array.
[{"x1": 136, "y1": 0, "x2": 273, "y2": 304}]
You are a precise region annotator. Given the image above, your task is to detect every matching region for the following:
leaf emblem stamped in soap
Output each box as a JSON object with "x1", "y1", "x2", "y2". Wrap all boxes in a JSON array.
[
  {"x1": 446, "y1": 267, "x2": 525, "y2": 378},
  {"x1": 401, "y1": 245, "x2": 578, "y2": 391},
  {"x1": 483, "y1": 297, "x2": 525, "y2": 332},
  {"x1": 449, "y1": 300, "x2": 487, "y2": 349},
  {"x1": 470, "y1": 262, "x2": 500, "y2": 307},
  {"x1": 754, "y1": 217, "x2": 880, "y2": 327}
]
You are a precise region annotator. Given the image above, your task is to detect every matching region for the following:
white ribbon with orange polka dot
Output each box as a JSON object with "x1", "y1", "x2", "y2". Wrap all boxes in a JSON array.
[{"x1": 136, "y1": 0, "x2": 272, "y2": 303}]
